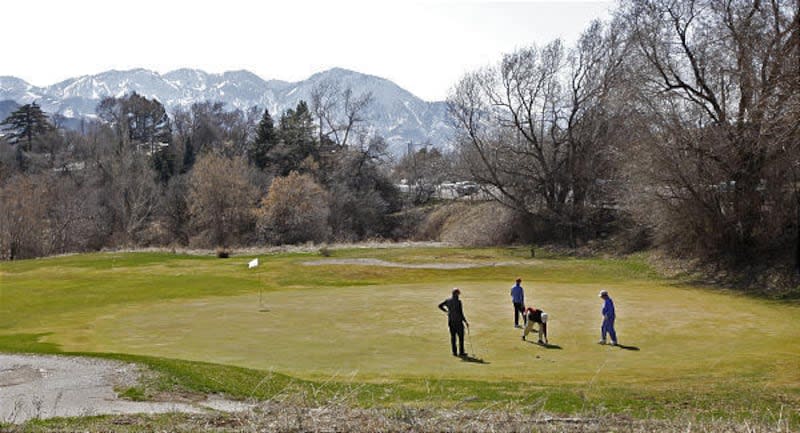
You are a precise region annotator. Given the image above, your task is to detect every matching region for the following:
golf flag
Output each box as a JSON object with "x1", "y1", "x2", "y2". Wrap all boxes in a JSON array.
[{"x1": 248, "y1": 258, "x2": 259, "y2": 269}]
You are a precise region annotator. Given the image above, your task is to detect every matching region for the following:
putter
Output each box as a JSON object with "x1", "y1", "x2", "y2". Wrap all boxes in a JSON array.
[{"x1": 467, "y1": 325, "x2": 475, "y2": 357}]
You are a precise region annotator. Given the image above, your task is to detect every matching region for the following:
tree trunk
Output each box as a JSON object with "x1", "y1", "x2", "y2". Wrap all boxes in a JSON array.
[{"x1": 795, "y1": 192, "x2": 800, "y2": 275}]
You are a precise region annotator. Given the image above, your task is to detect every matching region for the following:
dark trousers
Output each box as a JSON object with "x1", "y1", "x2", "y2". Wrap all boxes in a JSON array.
[
  {"x1": 449, "y1": 323, "x2": 465, "y2": 355},
  {"x1": 513, "y1": 302, "x2": 525, "y2": 326}
]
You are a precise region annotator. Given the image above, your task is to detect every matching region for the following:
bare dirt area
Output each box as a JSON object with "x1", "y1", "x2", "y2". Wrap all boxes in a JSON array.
[
  {"x1": 0, "y1": 354, "x2": 253, "y2": 424},
  {"x1": 302, "y1": 258, "x2": 483, "y2": 269},
  {"x1": 99, "y1": 241, "x2": 450, "y2": 257},
  {"x1": 302, "y1": 258, "x2": 536, "y2": 269}
]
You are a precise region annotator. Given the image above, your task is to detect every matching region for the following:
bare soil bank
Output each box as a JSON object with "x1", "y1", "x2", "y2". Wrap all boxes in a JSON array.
[{"x1": 0, "y1": 354, "x2": 252, "y2": 424}]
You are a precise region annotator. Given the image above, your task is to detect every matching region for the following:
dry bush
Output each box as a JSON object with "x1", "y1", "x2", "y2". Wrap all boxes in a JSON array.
[
  {"x1": 416, "y1": 202, "x2": 522, "y2": 247},
  {"x1": 0, "y1": 172, "x2": 105, "y2": 259},
  {"x1": 256, "y1": 171, "x2": 331, "y2": 245},
  {"x1": 0, "y1": 175, "x2": 50, "y2": 259},
  {"x1": 188, "y1": 153, "x2": 258, "y2": 248}
]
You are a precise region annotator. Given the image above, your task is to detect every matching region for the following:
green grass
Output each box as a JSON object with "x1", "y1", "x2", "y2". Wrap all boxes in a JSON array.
[{"x1": 0, "y1": 247, "x2": 798, "y2": 425}]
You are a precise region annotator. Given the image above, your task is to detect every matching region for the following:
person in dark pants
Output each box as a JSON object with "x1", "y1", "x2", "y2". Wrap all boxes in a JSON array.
[
  {"x1": 510, "y1": 278, "x2": 525, "y2": 328},
  {"x1": 438, "y1": 288, "x2": 469, "y2": 357},
  {"x1": 598, "y1": 289, "x2": 618, "y2": 345}
]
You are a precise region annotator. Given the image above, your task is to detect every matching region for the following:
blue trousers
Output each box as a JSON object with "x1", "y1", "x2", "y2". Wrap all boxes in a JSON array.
[{"x1": 601, "y1": 315, "x2": 617, "y2": 343}]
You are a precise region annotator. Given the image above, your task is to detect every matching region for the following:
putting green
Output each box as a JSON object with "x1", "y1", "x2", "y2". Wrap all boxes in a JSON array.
[{"x1": 1, "y1": 248, "x2": 798, "y2": 392}]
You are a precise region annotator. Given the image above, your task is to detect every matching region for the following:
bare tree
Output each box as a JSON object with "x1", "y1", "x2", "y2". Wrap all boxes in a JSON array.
[
  {"x1": 310, "y1": 79, "x2": 373, "y2": 149},
  {"x1": 188, "y1": 153, "x2": 258, "y2": 247},
  {"x1": 159, "y1": 174, "x2": 190, "y2": 245},
  {"x1": 619, "y1": 0, "x2": 800, "y2": 262},
  {"x1": 448, "y1": 23, "x2": 627, "y2": 245},
  {"x1": 107, "y1": 148, "x2": 160, "y2": 244},
  {"x1": 96, "y1": 93, "x2": 171, "y2": 154},
  {"x1": 0, "y1": 175, "x2": 49, "y2": 259},
  {"x1": 393, "y1": 146, "x2": 453, "y2": 204}
]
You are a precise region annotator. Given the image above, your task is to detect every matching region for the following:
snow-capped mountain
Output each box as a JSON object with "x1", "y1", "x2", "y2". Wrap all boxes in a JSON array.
[{"x1": 0, "y1": 68, "x2": 453, "y2": 155}]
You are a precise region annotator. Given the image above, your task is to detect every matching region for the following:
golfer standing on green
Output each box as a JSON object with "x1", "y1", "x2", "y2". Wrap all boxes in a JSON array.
[
  {"x1": 438, "y1": 288, "x2": 469, "y2": 357},
  {"x1": 598, "y1": 289, "x2": 618, "y2": 346},
  {"x1": 511, "y1": 278, "x2": 525, "y2": 328}
]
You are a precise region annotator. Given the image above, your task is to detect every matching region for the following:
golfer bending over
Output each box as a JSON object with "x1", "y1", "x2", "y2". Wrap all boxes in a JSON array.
[
  {"x1": 522, "y1": 306, "x2": 548, "y2": 344},
  {"x1": 438, "y1": 288, "x2": 469, "y2": 357},
  {"x1": 598, "y1": 289, "x2": 618, "y2": 345}
]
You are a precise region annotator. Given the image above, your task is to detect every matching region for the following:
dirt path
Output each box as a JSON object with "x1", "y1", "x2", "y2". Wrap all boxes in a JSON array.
[
  {"x1": 302, "y1": 258, "x2": 536, "y2": 269},
  {"x1": 0, "y1": 354, "x2": 252, "y2": 424}
]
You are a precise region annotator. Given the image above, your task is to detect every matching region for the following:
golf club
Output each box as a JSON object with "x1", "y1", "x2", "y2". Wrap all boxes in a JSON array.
[{"x1": 467, "y1": 325, "x2": 476, "y2": 358}]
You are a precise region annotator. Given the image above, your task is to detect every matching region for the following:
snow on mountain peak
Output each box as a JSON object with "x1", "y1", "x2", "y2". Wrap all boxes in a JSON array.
[{"x1": 0, "y1": 68, "x2": 453, "y2": 154}]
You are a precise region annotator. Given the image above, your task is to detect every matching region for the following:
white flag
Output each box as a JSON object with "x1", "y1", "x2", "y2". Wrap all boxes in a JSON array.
[{"x1": 248, "y1": 258, "x2": 259, "y2": 269}]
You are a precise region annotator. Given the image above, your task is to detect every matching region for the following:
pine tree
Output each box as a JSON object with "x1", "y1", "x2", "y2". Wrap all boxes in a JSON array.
[
  {"x1": 275, "y1": 101, "x2": 317, "y2": 175},
  {"x1": 248, "y1": 108, "x2": 278, "y2": 170},
  {"x1": 96, "y1": 92, "x2": 171, "y2": 152},
  {"x1": 0, "y1": 102, "x2": 54, "y2": 152}
]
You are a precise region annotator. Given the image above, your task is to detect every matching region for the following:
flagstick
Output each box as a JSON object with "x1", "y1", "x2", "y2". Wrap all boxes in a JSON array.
[{"x1": 249, "y1": 257, "x2": 269, "y2": 312}]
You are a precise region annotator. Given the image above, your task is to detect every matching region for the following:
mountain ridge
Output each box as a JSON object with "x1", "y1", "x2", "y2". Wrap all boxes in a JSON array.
[{"x1": 0, "y1": 68, "x2": 453, "y2": 155}]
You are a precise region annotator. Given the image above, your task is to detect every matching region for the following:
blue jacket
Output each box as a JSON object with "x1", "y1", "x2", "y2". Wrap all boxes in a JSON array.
[
  {"x1": 602, "y1": 297, "x2": 615, "y2": 319},
  {"x1": 510, "y1": 284, "x2": 524, "y2": 304}
]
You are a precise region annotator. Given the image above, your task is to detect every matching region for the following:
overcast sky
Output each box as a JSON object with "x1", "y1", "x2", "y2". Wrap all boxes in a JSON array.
[{"x1": 3, "y1": 0, "x2": 615, "y2": 101}]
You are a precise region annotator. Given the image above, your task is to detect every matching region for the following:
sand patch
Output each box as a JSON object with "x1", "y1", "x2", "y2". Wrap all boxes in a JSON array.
[{"x1": 0, "y1": 354, "x2": 254, "y2": 424}]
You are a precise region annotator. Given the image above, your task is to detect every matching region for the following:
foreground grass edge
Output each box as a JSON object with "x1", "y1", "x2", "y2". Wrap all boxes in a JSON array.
[{"x1": 1, "y1": 336, "x2": 797, "y2": 428}]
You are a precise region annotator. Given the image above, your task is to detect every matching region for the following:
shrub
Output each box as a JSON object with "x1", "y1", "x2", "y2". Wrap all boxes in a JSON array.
[
  {"x1": 256, "y1": 172, "x2": 331, "y2": 245},
  {"x1": 188, "y1": 154, "x2": 258, "y2": 248}
]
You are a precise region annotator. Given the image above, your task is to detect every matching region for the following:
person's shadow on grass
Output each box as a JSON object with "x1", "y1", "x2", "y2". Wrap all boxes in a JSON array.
[
  {"x1": 615, "y1": 343, "x2": 640, "y2": 351},
  {"x1": 526, "y1": 340, "x2": 562, "y2": 349},
  {"x1": 459, "y1": 354, "x2": 490, "y2": 364}
]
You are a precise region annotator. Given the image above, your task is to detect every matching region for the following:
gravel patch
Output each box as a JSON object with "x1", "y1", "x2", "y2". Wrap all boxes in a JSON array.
[{"x1": 0, "y1": 354, "x2": 254, "y2": 424}]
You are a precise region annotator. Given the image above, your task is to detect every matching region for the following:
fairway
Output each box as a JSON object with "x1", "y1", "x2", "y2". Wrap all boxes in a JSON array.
[{"x1": 1, "y1": 247, "x2": 799, "y2": 419}]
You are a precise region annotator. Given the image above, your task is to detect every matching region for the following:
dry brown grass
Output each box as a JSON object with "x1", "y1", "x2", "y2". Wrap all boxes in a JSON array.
[
  {"x1": 416, "y1": 202, "x2": 522, "y2": 247},
  {"x1": 5, "y1": 402, "x2": 794, "y2": 433}
]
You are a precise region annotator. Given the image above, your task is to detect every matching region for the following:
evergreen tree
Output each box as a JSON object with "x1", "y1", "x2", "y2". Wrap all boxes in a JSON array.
[
  {"x1": 152, "y1": 145, "x2": 177, "y2": 184},
  {"x1": 96, "y1": 92, "x2": 171, "y2": 152},
  {"x1": 0, "y1": 102, "x2": 54, "y2": 152},
  {"x1": 275, "y1": 100, "x2": 317, "y2": 175},
  {"x1": 181, "y1": 138, "x2": 196, "y2": 173},
  {"x1": 247, "y1": 108, "x2": 278, "y2": 170}
]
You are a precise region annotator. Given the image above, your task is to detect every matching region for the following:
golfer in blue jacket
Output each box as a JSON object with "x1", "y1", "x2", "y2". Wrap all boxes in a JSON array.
[
  {"x1": 598, "y1": 289, "x2": 618, "y2": 345},
  {"x1": 510, "y1": 278, "x2": 525, "y2": 328}
]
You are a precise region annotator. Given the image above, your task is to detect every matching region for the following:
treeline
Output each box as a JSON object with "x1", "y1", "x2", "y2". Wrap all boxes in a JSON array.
[
  {"x1": 0, "y1": 85, "x2": 401, "y2": 259},
  {"x1": 448, "y1": 0, "x2": 800, "y2": 270}
]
